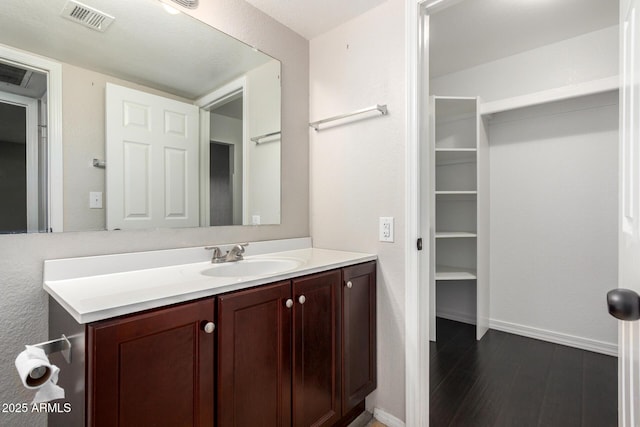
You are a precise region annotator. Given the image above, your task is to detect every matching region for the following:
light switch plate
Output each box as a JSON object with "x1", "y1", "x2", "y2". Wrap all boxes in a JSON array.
[
  {"x1": 90, "y1": 192, "x2": 103, "y2": 209},
  {"x1": 379, "y1": 217, "x2": 394, "y2": 242}
]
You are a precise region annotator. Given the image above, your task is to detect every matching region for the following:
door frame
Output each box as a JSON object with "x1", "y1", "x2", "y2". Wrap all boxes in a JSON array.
[
  {"x1": 0, "y1": 43, "x2": 63, "y2": 232},
  {"x1": 196, "y1": 77, "x2": 249, "y2": 225},
  {"x1": 405, "y1": 0, "x2": 430, "y2": 425},
  {"x1": 0, "y1": 91, "x2": 39, "y2": 231}
]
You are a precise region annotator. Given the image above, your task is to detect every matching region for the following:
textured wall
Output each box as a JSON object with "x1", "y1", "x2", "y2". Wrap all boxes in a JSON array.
[
  {"x1": 309, "y1": 0, "x2": 407, "y2": 421},
  {"x1": 0, "y1": 0, "x2": 308, "y2": 425}
]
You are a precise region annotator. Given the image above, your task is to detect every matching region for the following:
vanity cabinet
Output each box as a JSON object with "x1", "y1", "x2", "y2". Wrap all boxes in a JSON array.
[
  {"x1": 86, "y1": 298, "x2": 215, "y2": 427},
  {"x1": 83, "y1": 261, "x2": 375, "y2": 427},
  {"x1": 217, "y1": 270, "x2": 342, "y2": 427}
]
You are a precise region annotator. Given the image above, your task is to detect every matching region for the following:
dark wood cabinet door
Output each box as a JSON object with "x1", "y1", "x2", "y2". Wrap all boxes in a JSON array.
[
  {"x1": 87, "y1": 298, "x2": 215, "y2": 427},
  {"x1": 217, "y1": 281, "x2": 292, "y2": 427},
  {"x1": 292, "y1": 270, "x2": 342, "y2": 427},
  {"x1": 342, "y1": 261, "x2": 377, "y2": 414}
]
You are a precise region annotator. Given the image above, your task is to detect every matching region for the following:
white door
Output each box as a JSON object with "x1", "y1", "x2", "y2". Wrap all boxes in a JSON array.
[
  {"x1": 614, "y1": 0, "x2": 640, "y2": 426},
  {"x1": 106, "y1": 83, "x2": 199, "y2": 230}
]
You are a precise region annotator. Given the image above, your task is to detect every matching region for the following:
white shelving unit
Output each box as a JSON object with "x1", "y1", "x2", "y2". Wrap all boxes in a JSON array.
[{"x1": 429, "y1": 96, "x2": 490, "y2": 342}]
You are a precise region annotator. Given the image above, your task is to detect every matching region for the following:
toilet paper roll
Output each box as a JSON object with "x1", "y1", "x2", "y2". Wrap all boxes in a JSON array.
[{"x1": 15, "y1": 345, "x2": 65, "y2": 403}]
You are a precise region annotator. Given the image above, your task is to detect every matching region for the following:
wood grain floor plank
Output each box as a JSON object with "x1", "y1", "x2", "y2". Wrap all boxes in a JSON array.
[
  {"x1": 582, "y1": 351, "x2": 617, "y2": 427},
  {"x1": 537, "y1": 345, "x2": 585, "y2": 427},
  {"x1": 493, "y1": 336, "x2": 555, "y2": 427},
  {"x1": 429, "y1": 319, "x2": 617, "y2": 427}
]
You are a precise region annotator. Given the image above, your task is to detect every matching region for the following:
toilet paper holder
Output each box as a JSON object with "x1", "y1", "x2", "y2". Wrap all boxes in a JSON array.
[{"x1": 32, "y1": 335, "x2": 72, "y2": 364}]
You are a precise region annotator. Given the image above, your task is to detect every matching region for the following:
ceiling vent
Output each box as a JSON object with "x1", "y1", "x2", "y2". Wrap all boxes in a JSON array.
[
  {"x1": 0, "y1": 62, "x2": 33, "y2": 88},
  {"x1": 61, "y1": 0, "x2": 115, "y2": 32},
  {"x1": 169, "y1": 0, "x2": 199, "y2": 9}
]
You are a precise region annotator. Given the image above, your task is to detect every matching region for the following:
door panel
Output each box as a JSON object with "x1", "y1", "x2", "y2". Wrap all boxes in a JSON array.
[
  {"x1": 106, "y1": 83, "x2": 199, "y2": 230},
  {"x1": 293, "y1": 270, "x2": 342, "y2": 427},
  {"x1": 217, "y1": 281, "x2": 292, "y2": 427},
  {"x1": 87, "y1": 298, "x2": 214, "y2": 427},
  {"x1": 618, "y1": 0, "x2": 640, "y2": 425},
  {"x1": 342, "y1": 262, "x2": 377, "y2": 414}
]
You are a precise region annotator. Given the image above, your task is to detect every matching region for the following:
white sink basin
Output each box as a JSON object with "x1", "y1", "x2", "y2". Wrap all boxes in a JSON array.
[{"x1": 201, "y1": 258, "x2": 304, "y2": 278}]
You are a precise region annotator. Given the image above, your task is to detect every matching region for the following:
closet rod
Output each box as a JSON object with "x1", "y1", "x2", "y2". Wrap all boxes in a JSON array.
[{"x1": 309, "y1": 104, "x2": 388, "y2": 131}]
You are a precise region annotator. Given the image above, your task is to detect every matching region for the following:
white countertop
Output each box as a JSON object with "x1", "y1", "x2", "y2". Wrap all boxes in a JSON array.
[{"x1": 43, "y1": 240, "x2": 376, "y2": 324}]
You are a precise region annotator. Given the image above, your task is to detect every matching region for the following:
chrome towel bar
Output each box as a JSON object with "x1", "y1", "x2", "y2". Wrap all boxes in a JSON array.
[
  {"x1": 309, "y1": 104, "x2": 388, "y2": 131},
  {"x1": 250, "y1": 131, "x2": 281, "y2": 144}
]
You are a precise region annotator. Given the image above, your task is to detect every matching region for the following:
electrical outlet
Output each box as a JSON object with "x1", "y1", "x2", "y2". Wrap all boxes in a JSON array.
[
  {"x1": 379, "y1": 217, "x2": 394, "y2": 242},
  {"x1": 252, "y1": 215, "x2": 261, "y2": 225},
  {"x1": 89, "y1": 192, "x2": 103, "y2": 209}
]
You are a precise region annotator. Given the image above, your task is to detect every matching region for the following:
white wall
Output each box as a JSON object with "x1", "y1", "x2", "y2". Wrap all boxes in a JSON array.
[
  {"x1": 309, "y1": 0, "x2": 406, "y2": 421},
  {"x1": 488, "y1": 92, "x2": 618, "y2": 349},
  {"x1": 0, "y1": 1, "x2": 308, "y2": 425},
  {"x1": 431, "y1": 26, "x2": 618, "y2": 102}
]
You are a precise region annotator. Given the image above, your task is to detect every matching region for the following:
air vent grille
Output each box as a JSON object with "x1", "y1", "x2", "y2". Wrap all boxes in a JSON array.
[
  {"x1": 61, "y1": 0, "x2": 114, "y2": 32},
  {"x1": 0, "y1": 63, "x2": 32, "y2": 87},
  {"x1": 169, "y1": 0, "x2": 199, "y2": 9}
]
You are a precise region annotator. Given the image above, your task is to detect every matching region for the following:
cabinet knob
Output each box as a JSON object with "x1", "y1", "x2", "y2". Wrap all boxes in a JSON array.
[
  {"x1": 298, "y1": 295, "x2": 306, "y2": 305},
  {"x1": 202, "y1": 321, "x2": 215, "y2": 334},
  {"x1": 346, "y1": 281, "x2": 353, "y2": 289},
  {"x1": 285, "y1": 299, "x2": 294, "y2": 309}
]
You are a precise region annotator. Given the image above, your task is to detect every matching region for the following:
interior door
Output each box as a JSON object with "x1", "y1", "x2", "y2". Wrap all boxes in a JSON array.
[
  {"x1": 105, "y1": 83, "x2": 199, "y2": 230},
  {"x1": 612, "y1": 1, "x2": 640, "y2": 425}
]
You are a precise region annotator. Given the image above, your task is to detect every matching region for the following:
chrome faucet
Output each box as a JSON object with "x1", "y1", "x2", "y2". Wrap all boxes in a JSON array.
[
  {"x1": 224, "y1": 243, "x2": 248, "y2": 262},
  {"x1": 205, "y1": 243, "x2": 249, "y2": 263}
]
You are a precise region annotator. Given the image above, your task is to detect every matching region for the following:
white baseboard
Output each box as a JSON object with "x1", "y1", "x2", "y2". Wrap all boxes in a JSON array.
[
  {"x1": 436, "y1": 308, "x2": 476, "y2": 325},
  {"x1": 373, "y1": 408, "x2": 405, "y2": 427},
  {"x1": 489, "y1": 319, "x2": 618, "y2": 357}
]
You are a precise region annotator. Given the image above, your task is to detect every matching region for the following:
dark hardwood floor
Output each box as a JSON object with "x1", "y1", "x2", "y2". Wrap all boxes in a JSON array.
[{"x1": 430, "y1": 318, "x2": 617, "y2": 427}]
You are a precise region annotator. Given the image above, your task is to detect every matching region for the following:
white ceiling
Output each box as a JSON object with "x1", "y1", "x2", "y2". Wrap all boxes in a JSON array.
[
  {"x1": 244, "y1": 0, "x2": 387, "y2": 40},
  {"x1": 429, "y1": 0, "x2": 618, "y2": 77},
  {"x1": 0, "y1": 0, "x2": 274, "y2": 100}
]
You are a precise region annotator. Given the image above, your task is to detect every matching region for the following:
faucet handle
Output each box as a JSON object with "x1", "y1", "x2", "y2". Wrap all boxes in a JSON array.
[{"x1": 204, "y1": 246, "x2": 223, "y2": 262}]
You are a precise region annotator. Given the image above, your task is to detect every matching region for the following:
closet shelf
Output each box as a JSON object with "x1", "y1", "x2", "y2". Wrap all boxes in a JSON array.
[
  {"x1": 436, "y1": 150, "x2": 477, "y2": 166},
  {"x1": 435, "y1": 265, "x2": 477, "y2": 281},
  {"x1": 435, "y1": 190, "x2": 477, "y2": 195},
  {"x1": 435, "y1": 148, "x2": 477, "y2": 152},
  {"x1": 435, "y1": 232, "x2": 477, "y2": 239},
  {"x1": 479, "y1": 76, "x2": 619, "y2": 116}
]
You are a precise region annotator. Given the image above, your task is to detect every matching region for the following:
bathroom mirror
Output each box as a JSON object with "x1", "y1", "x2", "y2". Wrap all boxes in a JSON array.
[{"x1": 0, "y1": 0, "x2": 281, "y2": 233}]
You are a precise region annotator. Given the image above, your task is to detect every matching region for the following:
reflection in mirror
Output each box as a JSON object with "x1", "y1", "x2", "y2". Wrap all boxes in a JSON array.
[
  {"x1": 0, "y1": 0, "x2": 281, "y2": 233},
  {"x1": 0, "y1": 61, "x2": 48, "y2": 233}
]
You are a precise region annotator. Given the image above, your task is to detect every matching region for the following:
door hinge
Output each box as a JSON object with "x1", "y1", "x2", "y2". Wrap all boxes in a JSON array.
[{"x1": 416, "y1": 238, "x2": 423, "y2": 251}]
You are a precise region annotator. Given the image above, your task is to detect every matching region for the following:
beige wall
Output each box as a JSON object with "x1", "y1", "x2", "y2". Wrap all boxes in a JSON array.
[
  {"x1": 309, "y1": 0, "x2": 407, "y2": 421},
  {"x1": 246, "y1": 60, "x2": 281, "y2": 225},
  {"x1": 0, "y1": 0, "x2": 308, "y2": 425}
]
